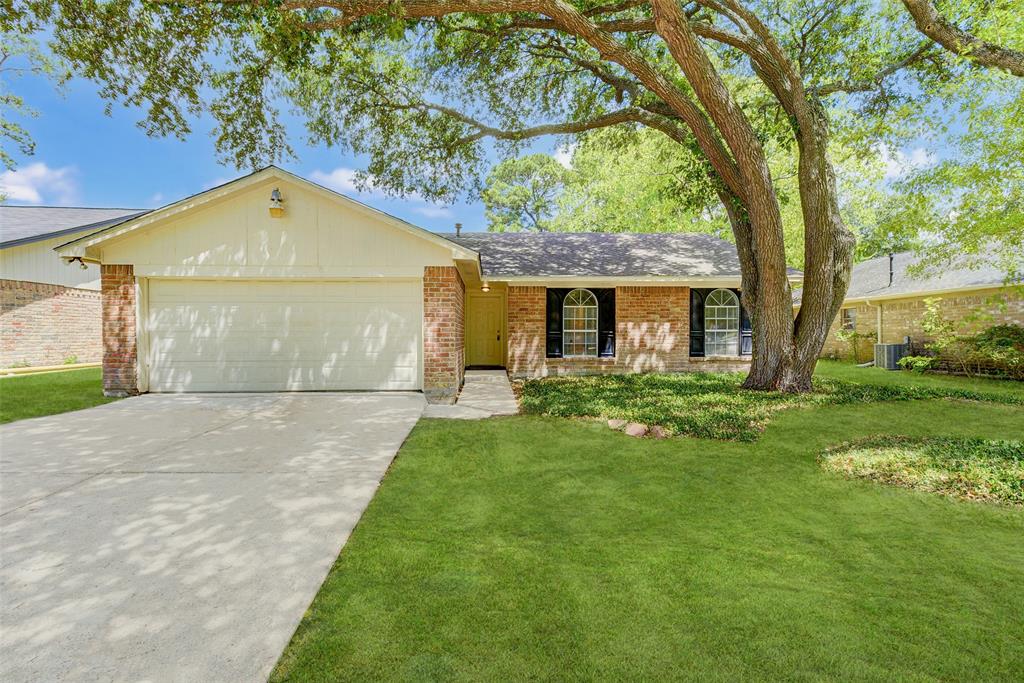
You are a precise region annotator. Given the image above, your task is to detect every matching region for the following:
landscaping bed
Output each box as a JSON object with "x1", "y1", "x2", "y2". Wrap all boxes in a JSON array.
[
  {"x1": 821, "y1": 435, "x2": 1024, "y2": 506},
  {"x1": 518, "y1": 368, "x2": 1022, "y2": 441}
]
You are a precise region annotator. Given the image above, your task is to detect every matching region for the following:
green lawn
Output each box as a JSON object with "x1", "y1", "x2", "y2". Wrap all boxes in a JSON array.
[
  {"x1": 273, "y1": 371, "x2": 1024, "y2": 681},
  {"x1": 0, "y1": 367, "x2": 119, "y2": 424},
  {"x1": 518, "y1": 360, "x2": 1023, "y2": 441}
]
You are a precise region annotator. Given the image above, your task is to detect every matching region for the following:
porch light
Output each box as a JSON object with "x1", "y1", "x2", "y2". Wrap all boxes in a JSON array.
[
  {"x1": 481, "y1": 282, "x2": 490, "y2": 292},
  {"x1": 269, "y1": 188, "x2": 285, "y2": 218}
]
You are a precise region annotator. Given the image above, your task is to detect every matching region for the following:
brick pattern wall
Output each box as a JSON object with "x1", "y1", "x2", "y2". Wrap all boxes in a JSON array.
[
  {"x1": 423, "y1": 266, "x2": 465, "y2": 403},
  {"x1": 0, "y1": 279, "x2": 102, "y2": 368},
  {"x1": 819, "y1": 287, "x2": 1024, "y2": 362},
  {"x1": 506, "y1": 285, "x2": 750, "y2": 378},
  {"x1": 101, "y1": 265, "x2": 138, "y2": 396}
]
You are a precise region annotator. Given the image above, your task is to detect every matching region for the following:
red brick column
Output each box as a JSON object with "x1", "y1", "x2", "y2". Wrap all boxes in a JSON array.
[
  {"x1": 506, "y1": 286, "x2": 547, "y2": 377},
  {"x1": 101, "y1": 265, "x2": 138, "y2": 396},
  {"x1": 423, "y1": 266, "x2": 465, "y2": 403}
]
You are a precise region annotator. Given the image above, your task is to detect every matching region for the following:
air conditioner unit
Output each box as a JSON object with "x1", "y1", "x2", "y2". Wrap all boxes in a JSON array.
[{"x1": 874, "y1": 343, "x2": 907, "y2": 370}]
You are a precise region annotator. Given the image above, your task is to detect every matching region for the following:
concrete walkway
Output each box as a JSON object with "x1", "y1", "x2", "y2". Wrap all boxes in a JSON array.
[
  {"x1": 423, "y1": 369, "x2": 519, "y2": 419},
  {"x1": 0, "y1": 392, "x2": 424, "y2": 682}
]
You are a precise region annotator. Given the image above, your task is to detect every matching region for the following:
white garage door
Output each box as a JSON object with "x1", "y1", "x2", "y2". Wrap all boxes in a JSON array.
[{"x1": 146, "y1": 279, "x2": 422, "y2": 392}]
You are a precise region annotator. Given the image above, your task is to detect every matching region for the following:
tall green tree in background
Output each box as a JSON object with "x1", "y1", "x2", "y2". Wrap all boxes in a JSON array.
[
  {"x1": 4, "y1": 0, "x2": 1020, "y2": 391},
  {"x1": 482, "y1": 153, "x2": 566, "y2": 231}
]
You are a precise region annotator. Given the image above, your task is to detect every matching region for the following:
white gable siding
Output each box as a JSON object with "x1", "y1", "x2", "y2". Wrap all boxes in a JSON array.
[
  {"x1": 1, "y1": 235, "x2": 101, "y2": 289},
  {"x1": 100, "y1": 178, "x2": 455, "y2": 276}
]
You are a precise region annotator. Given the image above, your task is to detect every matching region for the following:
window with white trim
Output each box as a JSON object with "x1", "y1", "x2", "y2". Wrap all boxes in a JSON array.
[
  {"x1": 705, "y1": 288, "x2": 740, "y2": 355},
  {"x1": 841, "y1": 308, "x2": 856, "y2": 331},
  {"x1": 563, "y1": 288, "x2": 599, "y2": 357}
]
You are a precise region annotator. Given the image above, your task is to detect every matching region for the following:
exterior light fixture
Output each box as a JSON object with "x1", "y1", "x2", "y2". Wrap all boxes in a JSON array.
[
  {"x1": 481, "y1": 282, "x2": 490, "y2": 292},
  {"x1": 269, "y1": 188, "x2": 285, "y2": 218},
  {"x1": 79, "y1": 259, "x2": 89, "y2": 270}
]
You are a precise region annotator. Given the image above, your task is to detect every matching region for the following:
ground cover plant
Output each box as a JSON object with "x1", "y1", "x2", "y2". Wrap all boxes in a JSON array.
[
  {"x1": 0, "y1": 367, "x2": 118, "y2": 424},
  {"x1": 822, "y1": 435, "x2": 1024, "y2": 507},
  {"x1": 517, "y1": 362, "x2": 1024, "y2": 441},
  {"x1": 272, "y1": 394, "x2": 1024, "y2": 682}
]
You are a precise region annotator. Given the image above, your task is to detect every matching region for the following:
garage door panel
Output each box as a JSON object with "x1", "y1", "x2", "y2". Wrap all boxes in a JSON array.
[{"x1": 147, "y1": 280, "x2": 422, "y2": 391}]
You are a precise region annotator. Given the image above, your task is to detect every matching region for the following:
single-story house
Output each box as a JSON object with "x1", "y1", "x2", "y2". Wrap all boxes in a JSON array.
[
  {"x1": 799, "y1": 250, "x2": 1023, "y2": 363},
  {"x1": 1, "y1": 206, "x2": 145, "y2": 367},
  {"x1": 56, "y1": 166, "x2": 799, "y2": 402}
]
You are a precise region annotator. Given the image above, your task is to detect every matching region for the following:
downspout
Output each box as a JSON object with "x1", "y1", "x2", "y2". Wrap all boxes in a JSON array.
[{"x1": 864, "y1": 298, "x2": 883, "y2": 345}]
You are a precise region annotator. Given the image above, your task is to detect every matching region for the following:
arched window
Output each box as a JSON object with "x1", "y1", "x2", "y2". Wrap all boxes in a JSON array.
[
  {"x1": 563, "y1": 288, "x2": 599, "y2": 357},
  {"x1": 705, "y1": 289, "x2": 740, "y2": 356}
]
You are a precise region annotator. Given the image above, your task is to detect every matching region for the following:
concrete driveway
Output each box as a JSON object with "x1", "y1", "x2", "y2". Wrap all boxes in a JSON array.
[{"x1": 0, "y1": 392, "x2": 425, "y2": 682}]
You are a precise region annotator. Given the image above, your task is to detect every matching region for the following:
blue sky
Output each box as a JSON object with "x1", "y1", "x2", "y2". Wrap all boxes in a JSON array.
[{"x1": 1, "y1": 71, "x2": 551, "y2": 233}]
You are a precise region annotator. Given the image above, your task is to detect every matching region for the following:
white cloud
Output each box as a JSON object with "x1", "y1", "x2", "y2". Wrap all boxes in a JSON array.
[
  {"x1": 149, "y1": 192, "x2": 165, "y2": 206},
  {"x1": 413, "y1": 205, "x2": 454, "y2": 219},
  {"x1": 0, "y1": 162, "x2": 79, "y2": 204},
  {"x1": 553, "y1": 144, "x2": 576, "y2": 169},
  {"x1": 310, "y1": 167, "x2": 382, "y2": 197},
  {"x1": 880, "y1": 145, "x2": 936, "y2": 181}
]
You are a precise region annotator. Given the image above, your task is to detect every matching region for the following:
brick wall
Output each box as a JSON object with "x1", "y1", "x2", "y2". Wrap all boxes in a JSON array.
[
  {"x1": 423, "y1": 266, "x2": 465, "y2": 403},
  {"x1": 0, "y1": 279, "x2": 102, "y2": 368},
  {"x1": 101, "y1": 265, "x2": 138, "y2": 396},
  {"x1": 506, "y1": 285, "x2": 750, "y2": 378},
  {"x1": 818, "y1": 287, "x2": 1024, "y2": 362}
]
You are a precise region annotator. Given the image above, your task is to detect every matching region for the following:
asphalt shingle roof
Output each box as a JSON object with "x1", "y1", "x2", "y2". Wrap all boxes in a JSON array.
[
  {"x1": 794, "y1": 250, "x2": 1016, "y2": 305},
  {"x1": 442, "y1": 231, "x2": 753, "y2": 278},
  {"x1": 0, "y1": 206, "x2": 148, "y2": 249}
]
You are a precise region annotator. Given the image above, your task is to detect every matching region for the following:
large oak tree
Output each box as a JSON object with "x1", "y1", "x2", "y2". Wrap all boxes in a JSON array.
[{"x1": 7, "y1": 0, "x2": 1013, "y2": 391}]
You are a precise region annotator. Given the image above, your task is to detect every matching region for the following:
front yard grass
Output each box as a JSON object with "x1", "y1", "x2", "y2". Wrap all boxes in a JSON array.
[
  {"x1": 273, "y1": 391, "x2": 1024, "y2": 680},
  {"x1": 518, "y1": 360, "x2": 1024, "y2": 440},
  {"x1": 0, "y1": 367, "x2": 118, "y2": 424}
]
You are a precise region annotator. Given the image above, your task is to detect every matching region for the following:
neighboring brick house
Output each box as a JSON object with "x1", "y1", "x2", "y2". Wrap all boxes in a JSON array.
[
  {"x1": 797, "y1": 250, "x2": 1023, "y2": 363},
  {"x1": 56, "y1": 167, "x2": 788, "y2": 401},
  {"x1": 1, "y1": 206, "x2": 145, "y2": 368}
]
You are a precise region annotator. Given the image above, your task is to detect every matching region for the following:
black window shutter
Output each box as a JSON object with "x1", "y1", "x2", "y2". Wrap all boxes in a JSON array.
[
  {"x1": 546, "y1": 289, "x2": 565, "y2": 358},
  {"x1": 689, "y1": 289, "x2": 706, "y2": 357},
  {"x1": 545, "y1": 288, "x2": 615, "y2": 358},
  {"x1": 597, "y1": 289, "x2": 616, "y2": 357}
]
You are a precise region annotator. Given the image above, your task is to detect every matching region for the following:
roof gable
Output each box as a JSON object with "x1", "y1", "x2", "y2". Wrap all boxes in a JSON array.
[{"x1": 56, "y1": 167, "x2": 477, "y2": 262}]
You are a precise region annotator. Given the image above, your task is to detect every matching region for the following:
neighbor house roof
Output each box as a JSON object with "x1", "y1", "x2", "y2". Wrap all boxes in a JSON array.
[
  {"x1": 794, "y1": 249, "x2": 1017, "y2": 306},
  {"x1": 443, "y1": 231, "x2": 782, "y2": 280},
  {"x1": 0, "y1": 206, "x2": 148, "y2": 249}
]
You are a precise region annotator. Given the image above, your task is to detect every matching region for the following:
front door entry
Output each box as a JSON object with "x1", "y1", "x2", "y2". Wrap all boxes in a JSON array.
[{"x1": 467, "y1": 293, "x2": 504, "y2": 366}]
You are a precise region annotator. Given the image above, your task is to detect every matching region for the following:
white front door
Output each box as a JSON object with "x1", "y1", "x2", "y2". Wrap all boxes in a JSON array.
[{"x1": 146, "y1": 279, "x2": 422, "y2": 392}]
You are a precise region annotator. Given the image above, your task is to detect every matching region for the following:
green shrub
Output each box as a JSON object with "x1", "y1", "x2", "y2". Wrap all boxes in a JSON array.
[
  {"x1": 821, "y1": 435, "x2": 1024, "y2": 506},
  {"x1": 898, "y1": 355, "x2": 936, "y2": 373}
]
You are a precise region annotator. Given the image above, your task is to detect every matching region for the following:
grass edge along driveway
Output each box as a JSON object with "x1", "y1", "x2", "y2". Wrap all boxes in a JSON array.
[
  {"x1": 0, "y1": 367, "x2": 118, "y2": 424},
  {"x1": 272, "y1": 375, "x2": 1024, "y2": 681}
]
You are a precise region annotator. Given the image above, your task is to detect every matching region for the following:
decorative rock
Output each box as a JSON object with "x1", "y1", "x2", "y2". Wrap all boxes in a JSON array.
[
  {"x1": 649, "y1": 425, "x2": 670, "y2": 439},
  {"x1": 624, "y1": 422, "x2": 649, "y2": 438},
  {"x1": 607, "y1": 419, "x2": 627, "y2": 430}
]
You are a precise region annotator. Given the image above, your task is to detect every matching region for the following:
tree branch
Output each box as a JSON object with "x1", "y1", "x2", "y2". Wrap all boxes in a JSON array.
[
  {"x1": 813, "y1": 41, "x2": 936, "y2": 96},
  {"x1": 284, "y1": 0, "x2": 747, "y2": 199},
  {"x1": 901, "y1": 0, "x2": 1024, "y2": 77}
]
